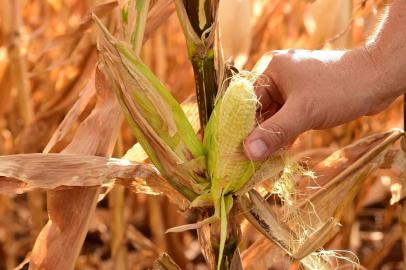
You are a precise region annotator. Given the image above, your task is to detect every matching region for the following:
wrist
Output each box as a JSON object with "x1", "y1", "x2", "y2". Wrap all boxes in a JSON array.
[
  {"x1": 365, "y1": 2, "x2": 406, "y2": 100},
  {"x1": 360, "y1": 41, "x2": 405, "y2": 113}
]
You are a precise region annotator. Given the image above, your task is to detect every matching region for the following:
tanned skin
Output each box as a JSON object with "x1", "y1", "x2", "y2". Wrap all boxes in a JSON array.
[{"x1": 244, "y1": 0, "x2": 406, "y2": 160}]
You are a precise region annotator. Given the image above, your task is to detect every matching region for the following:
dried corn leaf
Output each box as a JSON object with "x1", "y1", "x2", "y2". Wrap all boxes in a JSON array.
[
  {"x1": 44, "y1": 75, "x2": 96, "y2": 153},
  {"x1": 242, "y1": 236, "x2": 291, "y2": 270},
  {"x1": 153, "y1": 253, "x2": 182, "y2": 270},
  {"x1": 239, "y1": 190, "x2": 333, "y2": 269},
  {"x1": 29, "y1": 6, "x2": 178, "y2": 268},
  {"x1": 241, "y1": 129, "x2": 404, "y2": 268},
  {"x1": 298, "y1": 129, "x2": 404, "y2": 226},
  {"x1": 32, "y1": 1, "x2": 118, "y2": 70},
  {"x1": 239, "y1": 191, "x2": 293, "y2": 256},
  {"x1": 0, "y1": 153, "x2": 160, "y2": 194},
  {"x1": 29, "y1": 67, "x2": 123, "y2": 270}
]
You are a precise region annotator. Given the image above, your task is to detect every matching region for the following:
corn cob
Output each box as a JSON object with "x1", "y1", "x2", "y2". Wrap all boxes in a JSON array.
[
  {"x1": 203, "y1": 75, "x2": 259, "y2": 269},
  {"x1": 205, "y1": 76, "x2": 258, "y2": 196}
]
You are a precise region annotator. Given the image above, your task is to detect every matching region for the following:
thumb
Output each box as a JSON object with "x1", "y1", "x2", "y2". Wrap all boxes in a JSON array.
[{"x1": 244, "y1": 100, "x2": 308, "y2": 160}]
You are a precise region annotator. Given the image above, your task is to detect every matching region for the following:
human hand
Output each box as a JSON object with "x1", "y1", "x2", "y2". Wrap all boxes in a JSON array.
[{"x1": 244, "y1": 48, "x2": 402, "y2": 160}]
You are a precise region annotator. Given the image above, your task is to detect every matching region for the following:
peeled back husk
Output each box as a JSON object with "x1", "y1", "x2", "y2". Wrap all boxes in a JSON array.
[{"x1": 94, "y1": 15, "x2": 207, "y2": 201}]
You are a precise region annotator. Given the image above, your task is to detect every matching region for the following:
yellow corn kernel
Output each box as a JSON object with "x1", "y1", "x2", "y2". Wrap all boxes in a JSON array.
[{"x1": 210, "y1": 76, "x2": 258, "y2": 195}]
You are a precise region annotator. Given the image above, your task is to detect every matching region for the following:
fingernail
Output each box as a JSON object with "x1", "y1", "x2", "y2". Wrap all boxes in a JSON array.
[{"x1": 246, "y1": 139, "x2": 268, "y2": 160}]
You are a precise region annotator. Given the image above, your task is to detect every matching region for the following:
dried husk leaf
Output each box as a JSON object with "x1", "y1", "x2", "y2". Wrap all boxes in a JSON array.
[
  {"x1": 239, "y1": 190, "x2": 332, "y2": 268},
  {"x1": 242, "y1": 236, "x2": 292, "y2": 270},
  {"x1": 124, "y1": 98, "x2": 201, "y2": 163},
  {"x1": 236, "y1": 153, "x2": 285, "y2": 196}
]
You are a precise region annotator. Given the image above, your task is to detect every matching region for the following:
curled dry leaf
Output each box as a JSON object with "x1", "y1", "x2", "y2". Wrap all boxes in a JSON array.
[
  {"x1": 239, "y1": 190, "x2": 332, "y2": 269},
  {"x1": 0, "y1": 153, "x2": 161, "y2": 194},
  {"x1": 43, "y1": 75, "x2": 96, "y2": 153},
  {"x1": 239, "y1": 191, "x2": 293, "y2": 257},
  {"x1": 299, "y1": 129, "x2": 404, "y2": 225}
]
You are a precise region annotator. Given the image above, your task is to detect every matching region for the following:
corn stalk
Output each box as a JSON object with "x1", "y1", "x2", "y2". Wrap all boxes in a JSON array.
[
  {"x1": 174, "y1": 0, "x2": 219, "y2": 129},
  {"x1": 173, "y1": 3, "x2": 245, "y2": 269}
]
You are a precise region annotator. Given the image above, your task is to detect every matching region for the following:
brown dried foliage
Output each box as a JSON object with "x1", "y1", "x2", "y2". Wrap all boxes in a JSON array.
[{"x1": 0, "y1": 0, "x2": 405, "y2": 270}]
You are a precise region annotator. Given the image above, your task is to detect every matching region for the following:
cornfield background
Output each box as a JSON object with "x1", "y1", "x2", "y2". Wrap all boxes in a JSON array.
[{"x1": 0, "y1": 0, "x2": 405, "y2": 269}]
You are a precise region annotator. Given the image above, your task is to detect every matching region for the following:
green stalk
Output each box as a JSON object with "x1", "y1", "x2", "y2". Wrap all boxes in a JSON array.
[
  {"x1": 191, "y1": 55, "x2": 218, "y2": 128},
  {"x1": 174, "y1": 0, "x2": 219, "y2": 129},
  {"x1": 174, "y1": 2, "x2": 240, "y2": 269}
]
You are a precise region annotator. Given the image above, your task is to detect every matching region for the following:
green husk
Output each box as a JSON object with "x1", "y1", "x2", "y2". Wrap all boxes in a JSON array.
[
  {"x1": 94, "y1": 15, "x2": 207, "y2": 201},
  {"x1": 203, "y1": 76, "x2": 259, "y2": 269}
]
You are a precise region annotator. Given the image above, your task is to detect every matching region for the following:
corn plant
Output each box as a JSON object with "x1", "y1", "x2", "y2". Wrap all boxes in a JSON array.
[
  {"x1": 1, "y1": 1, "x2": 406, "y2": 270},
  {"x1": 91, "y1": 1, "x2": 405, "y2": 268},
  {"x1": 91, "y1": 2, "x2": 406, "y2": 268}
]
